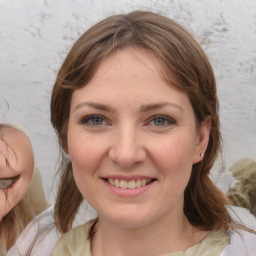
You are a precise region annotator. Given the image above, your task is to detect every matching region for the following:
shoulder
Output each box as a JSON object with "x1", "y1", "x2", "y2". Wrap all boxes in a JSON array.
[
  {"x1": 220, "y1": 205, "x2": 256, "y2": 256},
  {"x1": 7, "y1": 206, "x2": 61, "y2": 256},
  {"x1": 220, "y1": 228, "x2": 256, "y2": 256},
  {"x1": 226, "y1": 205, "x2": 256, "y2": 230},
  {"x1": 51, "y1": 219, "x2": 96, "y2": 256}
]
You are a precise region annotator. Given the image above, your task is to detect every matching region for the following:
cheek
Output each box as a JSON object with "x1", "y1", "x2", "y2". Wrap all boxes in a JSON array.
[
  {"x1": 151, "y1": 135, "x2": 196, "y2": 166},
  {"x1": 68, "y1": 135, "x2": 107, "y2": 177},
  {"x1": 0, "y1": 182, "x2": 24, "y2": 220},
  {"x1": 149, "y1": 136, "x2": 195, "y2": 182},
  {"x1": 69, "y1": 142, "x2": 101, "y2": 204},
  {"x1": 68, "y1": 134, "x2": 110, "y2": 204},
  {"x1": 17, "y1": 152, "x2": 34, "y2": 199},
  {"x1": 0, "y1": 157, "x2": 34, "y2": 220},
  {"x1": 0, "y1": 191, "x2": 10, "y2": 220}
]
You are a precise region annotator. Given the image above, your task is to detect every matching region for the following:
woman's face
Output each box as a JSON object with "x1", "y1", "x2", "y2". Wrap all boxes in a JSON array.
[
  {"x1": 0, "y1": 127, "x2": 34, "y2": 221},
  {"x1": 67, "y1": 48, "x2": 210, "y2": 228}
]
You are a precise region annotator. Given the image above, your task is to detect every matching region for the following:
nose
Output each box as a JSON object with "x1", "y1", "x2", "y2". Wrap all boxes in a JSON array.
[{"x1": 108, "y1": 125, "x2": 146, "y2": 168}]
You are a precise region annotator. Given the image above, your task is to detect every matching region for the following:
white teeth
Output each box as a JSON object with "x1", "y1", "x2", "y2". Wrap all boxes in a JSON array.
[
  {"x1": 108, "y1": 178, "x2": 152, "y2": 189},
  {"x1": 136, "y1": 179, "x2": 141, "y2": 187},
  {"x1": 120, "y1": 180, "x2": 128, "y2": 189},
  {"x1": 127, "y1": 180, "x2": 135, "y2": 189},
  {"x1": 114, "y1": 179, "x2": 119, "y2": 187}
]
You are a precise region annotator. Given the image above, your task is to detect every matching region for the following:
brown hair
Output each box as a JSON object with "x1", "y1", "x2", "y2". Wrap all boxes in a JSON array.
[{"x1": 51, "y1": 10, "x2": 231, "y2": 234}]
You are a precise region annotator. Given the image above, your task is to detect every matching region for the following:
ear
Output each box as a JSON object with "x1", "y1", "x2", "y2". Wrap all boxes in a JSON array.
[{"x1": 193, "y1": 116, "x2": 211, "y2": 164}]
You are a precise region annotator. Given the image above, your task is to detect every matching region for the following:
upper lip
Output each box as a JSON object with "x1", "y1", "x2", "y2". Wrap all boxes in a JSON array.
[{"x1": 101, "y1": 175, "x2": 156, "y2": 181}]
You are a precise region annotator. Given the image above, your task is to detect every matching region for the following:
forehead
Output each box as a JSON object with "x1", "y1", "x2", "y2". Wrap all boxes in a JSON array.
[
  {"x1": 95, "y1": 47, "x2": 164, "y2": 82},
  {"x1": 72, "y1": 48, "x2": 176, "y2": 100},
  {"x1": 70, "y1": 48, "x2": 194, "y2": 118}
]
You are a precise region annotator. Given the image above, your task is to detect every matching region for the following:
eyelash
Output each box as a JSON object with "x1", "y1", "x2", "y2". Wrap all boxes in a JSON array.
[
  {"x1": 80, "y1": 115, "x2": 107, "y2": 126},
  {"x1": 147, "y1": 115, "x2": 175, "y2": 127},
  {"x1": 79, "y1": 114, "x2": 175, "y2": 127}
]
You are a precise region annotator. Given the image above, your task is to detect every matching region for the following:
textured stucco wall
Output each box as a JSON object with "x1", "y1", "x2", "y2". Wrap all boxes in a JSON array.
[{"x1": 0, "y1": 0, "x2": 255, "y2": 203}]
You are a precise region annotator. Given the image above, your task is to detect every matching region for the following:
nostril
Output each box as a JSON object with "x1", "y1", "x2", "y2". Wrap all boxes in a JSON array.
[{"x1": 108, "y1": 144, "x2": 147, "y2": 168}]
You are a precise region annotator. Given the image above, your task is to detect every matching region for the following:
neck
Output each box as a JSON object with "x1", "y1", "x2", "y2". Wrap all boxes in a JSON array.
[{"x1": 91, "y1": 213, "x2": 195, "y2": 256}]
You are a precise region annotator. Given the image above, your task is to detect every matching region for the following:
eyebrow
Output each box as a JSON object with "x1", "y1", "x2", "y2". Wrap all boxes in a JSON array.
[
  {"x1": 74, "y1": 101, "x2": 184, "y2": 113},
  {"x1": 74, "y1": 102, "x2": 115, "y2": 112},
  {"x1": 140, "y1": 102, "x2": 184, "y2": 112}
]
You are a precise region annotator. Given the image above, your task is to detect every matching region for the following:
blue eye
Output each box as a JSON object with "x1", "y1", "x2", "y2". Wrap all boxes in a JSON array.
[
  {"x1": 150, "y1": 115, "x2": 175, "y2": 127},
  {"x1": 80, "y1": 115, "x2": 106, "y2": 126}
]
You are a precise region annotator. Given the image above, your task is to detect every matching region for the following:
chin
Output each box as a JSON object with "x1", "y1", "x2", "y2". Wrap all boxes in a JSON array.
[
  {"x1": 110, "y1": 217, "x2": 147, "y2": 228},
  {"x1": 101, "y1": 208, "x2": 152, "y2": 228}
]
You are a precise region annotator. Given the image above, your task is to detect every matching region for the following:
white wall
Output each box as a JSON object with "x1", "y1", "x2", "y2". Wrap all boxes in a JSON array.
[{"x1": 0, "y1": 0, "x2": 255, "y2": 203}]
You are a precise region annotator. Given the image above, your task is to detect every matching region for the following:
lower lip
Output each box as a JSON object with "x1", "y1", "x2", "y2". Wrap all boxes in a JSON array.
[{"x1": 102, "y1": 179, "x2": 156, "y2": 197}]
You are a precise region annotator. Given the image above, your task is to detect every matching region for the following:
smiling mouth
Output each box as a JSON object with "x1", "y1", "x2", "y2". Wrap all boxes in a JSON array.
[
  {"x1": 103, "y1": 178, "x2": 156, "y2": 189},
  {"x1": 0, "y1": 175, "x2": 20, "y2": 189}
]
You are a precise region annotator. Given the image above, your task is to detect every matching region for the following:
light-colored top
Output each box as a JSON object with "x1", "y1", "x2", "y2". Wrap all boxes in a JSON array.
[
  {"x1": 7, "y1": 205, "x2": 256, "y2": 256},
  {"x1": 220, "y1": 229, "x2": 256, "y2": 256},
  {"x1": 52, "y1": 219, "x2": 229, "y2": 256},
  {"x1": 6, "y1": 206, "x2": 60, "y2": 256}
]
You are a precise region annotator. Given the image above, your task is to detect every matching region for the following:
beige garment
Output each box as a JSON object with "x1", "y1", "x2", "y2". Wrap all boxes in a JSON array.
[
  {"x1": 52, "y1": 219, "x2": 229, "y2": 256},
  {"x1": 23, "y1": 165, "x2": 50, "y2": 216},
  {"x1": 226, "y1": 158, "x2": 256, "y2": 216}
]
